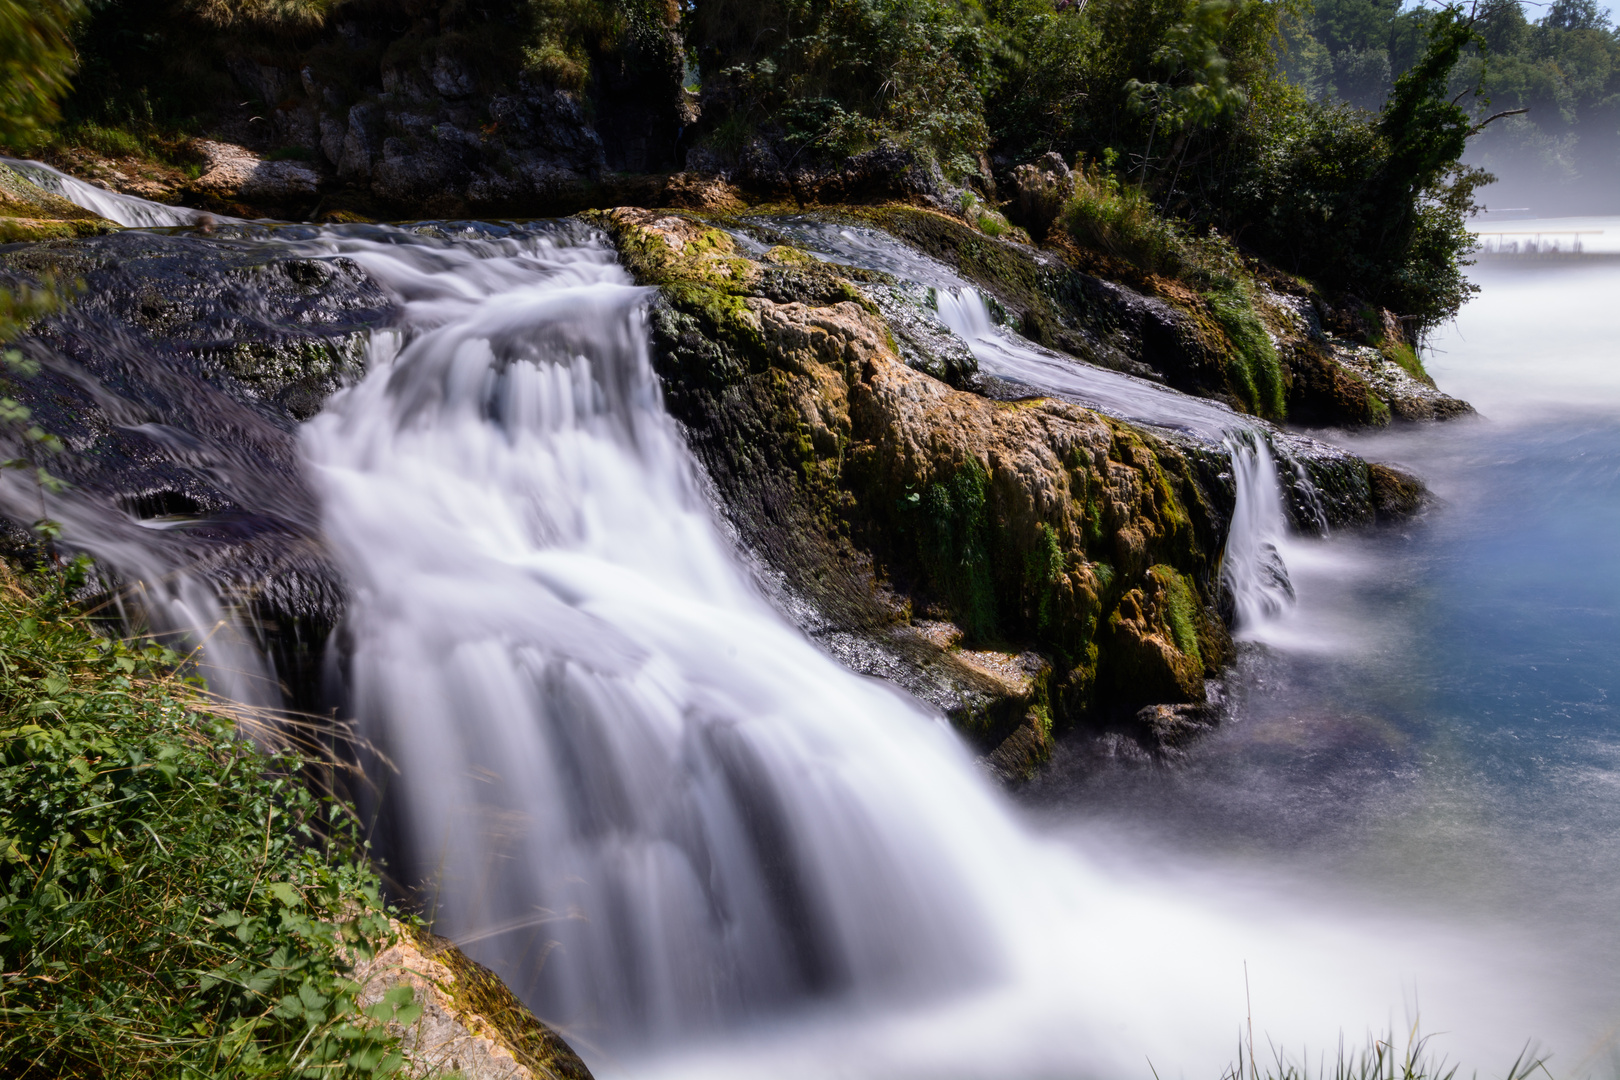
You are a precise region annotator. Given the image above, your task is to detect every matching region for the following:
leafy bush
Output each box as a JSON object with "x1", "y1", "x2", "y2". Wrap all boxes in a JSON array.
[
  {"x1": 0, "y1": 0, "x2": 83, "y2": 149},
  {"x1": 1060, "y1": 158, "x2": 1193, "y2": 278},
  {"x1": 0, "y1": 568, "x2": 411, "y2": 1078},
  {"x1": 685, "y1": 0, "x2": 993, "y2": 170}
]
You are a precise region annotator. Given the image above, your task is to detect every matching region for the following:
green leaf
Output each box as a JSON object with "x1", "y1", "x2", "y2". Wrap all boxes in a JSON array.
[{"x1": 268, "y1": 880, "x2": 303, "y2": 908}]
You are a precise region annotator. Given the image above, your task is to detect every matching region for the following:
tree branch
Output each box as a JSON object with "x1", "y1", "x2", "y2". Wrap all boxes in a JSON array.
[{"x1": 1472, "y1": 107, "x2": 1529, "y2": 132}]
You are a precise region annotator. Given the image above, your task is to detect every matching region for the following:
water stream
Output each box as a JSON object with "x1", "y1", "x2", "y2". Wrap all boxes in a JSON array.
[{"x1": 5, "y1": 169, "x2": 1615, "y2": 1077}]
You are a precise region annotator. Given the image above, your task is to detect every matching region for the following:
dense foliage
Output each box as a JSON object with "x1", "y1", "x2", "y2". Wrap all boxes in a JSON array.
[
  {"x1": 0, "y1": 0, "x2": 83, "y2": 148},
  {"x1": 680, "y1": 0, "x2": 1492, "y2": 328},
  {"x1": 0, "y1": 568, "x2": 415, "y2": 1078},
  {"x1": 1281, "y1": 0, "x2": 1620, "y2": 212}
]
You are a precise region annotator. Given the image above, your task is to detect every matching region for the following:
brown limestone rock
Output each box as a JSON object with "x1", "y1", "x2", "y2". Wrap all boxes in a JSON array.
[
  {"x1": 595, "y1": 207, "x2": 1230, "y2": 761},
  {"x1": 354, "y1": 921, "x2": 593, "y2": 1080}
]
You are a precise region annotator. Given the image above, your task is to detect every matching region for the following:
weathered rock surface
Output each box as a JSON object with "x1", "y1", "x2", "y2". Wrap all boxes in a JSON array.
[
  {"x1": 831, "y1": 206, "x2": 1471, "y2": 430},
  {"x1": 190, "y1": 140, "x2": 321, "y2": 208},
  {"x1": 599, "y1": 207, "x2": 1236, "y2": 772},
  {"x1": 355, "y1": 921, "x2": 593, "y2": 1080},
  {"x1": 0, "y1": 229, "x2": 392, "y2": 706},
  {"x1": 1007, "y1": 151, "x2": 1075, "y2": 240}
]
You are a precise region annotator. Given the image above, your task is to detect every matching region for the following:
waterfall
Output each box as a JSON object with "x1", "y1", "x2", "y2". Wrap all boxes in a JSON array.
[
  {"x1": 3, "y1": 184, "x2": 1551, "y2": 1075},
  {"x1": 1221, "y1": 433, "x2": 1298, "y2": 633},
  {"x1": 3, "y1": 158, "x2": 230, "y2": 228},
  {"x1": 300, "y1": 226, "x2": 1017, "y2": 1043}
]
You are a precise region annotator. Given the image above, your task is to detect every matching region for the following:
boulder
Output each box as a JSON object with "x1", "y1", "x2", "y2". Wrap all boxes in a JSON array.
[
  {"x1": 354, "y1": 921, "x2": 593, "y2": 1080},
  {"x1": 189, "y1": 139, "x2": 320, "y2": 204},
  {"x1": 1009, "y1": 151, "x2": 1075, "y2": 239}
]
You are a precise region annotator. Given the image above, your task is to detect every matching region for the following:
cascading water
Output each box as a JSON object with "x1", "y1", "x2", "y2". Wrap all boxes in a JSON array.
[
  {"x1": 4, "y1": 180, "x2": 1588, "y2": 1077},
  {"x1": 3, "y1": 158, "x2": 231, "y2": 228},
  {"x1": 1221, "y1": 433, "x2": 1299, "y2": 633},
  {"x1": 931, "y1": 284, "x2": 1303, "y2": 635},
  {"x1": 300, "y1": 226, "x2": 1012, "y2": 1042}
]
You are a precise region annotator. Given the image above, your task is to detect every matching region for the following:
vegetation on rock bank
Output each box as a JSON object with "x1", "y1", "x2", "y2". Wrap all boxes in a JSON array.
[
  {"x1": 2, "y1": 0, "x2": 1506, "y2": 335},
  {"x1": 0, "y1": 565, "x2": 407, "y2": 1077}
]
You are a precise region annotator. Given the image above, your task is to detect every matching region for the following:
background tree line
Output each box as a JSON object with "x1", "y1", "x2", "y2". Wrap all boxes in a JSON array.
[
  {"x1": 9, "y1": 0, "x2": 1529, "y2": 329},
  {"x1": 1279, "y1": 0, "x2": 1619, "y2": 213}
]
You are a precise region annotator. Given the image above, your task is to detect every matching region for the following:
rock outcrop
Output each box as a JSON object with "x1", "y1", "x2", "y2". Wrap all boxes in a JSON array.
[
  {"x1": 599, "y1": 207, "x2": 1235, "y2": 774},
  {"x1": 0, "y1": 228, "x2": 392, "y2": 706},
  {"x1": 837, "y1": 205, "x2": 1472, "y2": 431},
  {"x1": 189, "y1": 139, "x2": 321, "y2": 210},
  {"x1": 355, "y1": 921, "x2": 593, "y2": 1080}
]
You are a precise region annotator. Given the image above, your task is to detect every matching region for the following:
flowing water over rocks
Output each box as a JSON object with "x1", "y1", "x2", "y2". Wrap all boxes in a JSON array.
[{"x1": 0, "y1": 178, "x2": 1587, "y2": 1079}]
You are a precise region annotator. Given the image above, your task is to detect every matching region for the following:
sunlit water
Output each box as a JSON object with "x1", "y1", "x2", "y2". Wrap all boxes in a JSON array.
[{"x1": 10, "y1": 160, "x2": 1619, "y2": 1078}]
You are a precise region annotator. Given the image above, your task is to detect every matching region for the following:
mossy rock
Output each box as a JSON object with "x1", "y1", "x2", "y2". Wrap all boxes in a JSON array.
[
  {"x1": 0, "y1": 164, "x2": 117, "y2": 241},
  {"x1": 600, "y1": 206, "x2": 1236, "y2": 746}
]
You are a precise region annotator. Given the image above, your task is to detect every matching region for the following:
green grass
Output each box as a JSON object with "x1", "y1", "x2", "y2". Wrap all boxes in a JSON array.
[
  {"x1": 0, "y1": 563, "x2": 416, "y2": 1078},
  {"x1": 1219, "y1": 1027, "x2": 1551, "y2": 1080},
  {"x1": 1060, "y1": 163, "x2": 1191, "y2": 279}
]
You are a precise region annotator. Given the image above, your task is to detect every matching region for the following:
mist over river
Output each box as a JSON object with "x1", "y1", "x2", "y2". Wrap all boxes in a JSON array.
[{"x1": 1002, "y1": 238, "x2": 1620, "y2": 1080}]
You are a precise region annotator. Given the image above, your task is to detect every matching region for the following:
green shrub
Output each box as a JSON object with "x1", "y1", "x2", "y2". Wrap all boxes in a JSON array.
[
  {"x1": 685, "y1": 0, "x2": 993, "y2": 169},
  {"x1": 0, "y1": 0, "x2": 82, "y2": 150},
  {"x1": 1060, "y1": 160, "x2": 1193, "y2": 278},
  {"x1": 0, "y1": 568, "x2": 410, "y2": 1078}
]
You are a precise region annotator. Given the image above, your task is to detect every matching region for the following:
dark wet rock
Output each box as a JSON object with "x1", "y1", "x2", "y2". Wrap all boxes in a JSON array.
[
  {"x1": 1134, "y1": 701, "x2": 1219, "y2": 758},
  {"x1": 0, "y1": 229, "x2": 393, "y2": 705},
  {"x1": 1369, "y1": 462, "x2": 1427, "y2": 521}
]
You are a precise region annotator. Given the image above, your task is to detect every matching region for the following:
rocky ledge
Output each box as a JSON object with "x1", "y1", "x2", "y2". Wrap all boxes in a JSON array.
[
  {"x1": 594, "y1": 207, "x2": 1433, "y2": 778},
  {"x1": 0, "y1": 162, "x2": 119, "y2": 242},
  {"x1": 0, "y1": 206, "x2": 1442, "y2": 779}
]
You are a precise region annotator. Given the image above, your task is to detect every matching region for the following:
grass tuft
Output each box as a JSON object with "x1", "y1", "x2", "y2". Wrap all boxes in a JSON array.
[{"x1": 1222, "y1": 1027, "x2": 1552, "y2": 1080}]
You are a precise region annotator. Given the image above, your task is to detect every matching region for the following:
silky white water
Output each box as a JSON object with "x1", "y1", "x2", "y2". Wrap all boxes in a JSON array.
[
  {"x1": 288, "y1": 226, "x2": 1573, "y2": 1077},
  {"x1": 3, "y1": 169, "x2": 1599, "y2": 1076}
]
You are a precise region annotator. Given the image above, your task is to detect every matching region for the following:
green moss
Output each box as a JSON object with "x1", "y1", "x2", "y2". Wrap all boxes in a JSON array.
[
  {"x1": 766, "y1": 244, "x2": 814, "y2": 265},
  {"x1": 413, "y1": 927, "x2": 592, "y2": 1080},
  {"x1": 914, "y1": 457, "x2": 996, "y2": 642},
  {"x1": 1204, "y1": 283, "x2": 1286, "y2": 420},
  {"x1": 1381, "y1": 339, "x2": 1428, "y2": 380},
  {"x1": 1152, "y1": 563, "x2": 1202, "y2": 667},
  {"x1": 1023, "y1": 521, "x2": 1064, "y2": 631}
]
